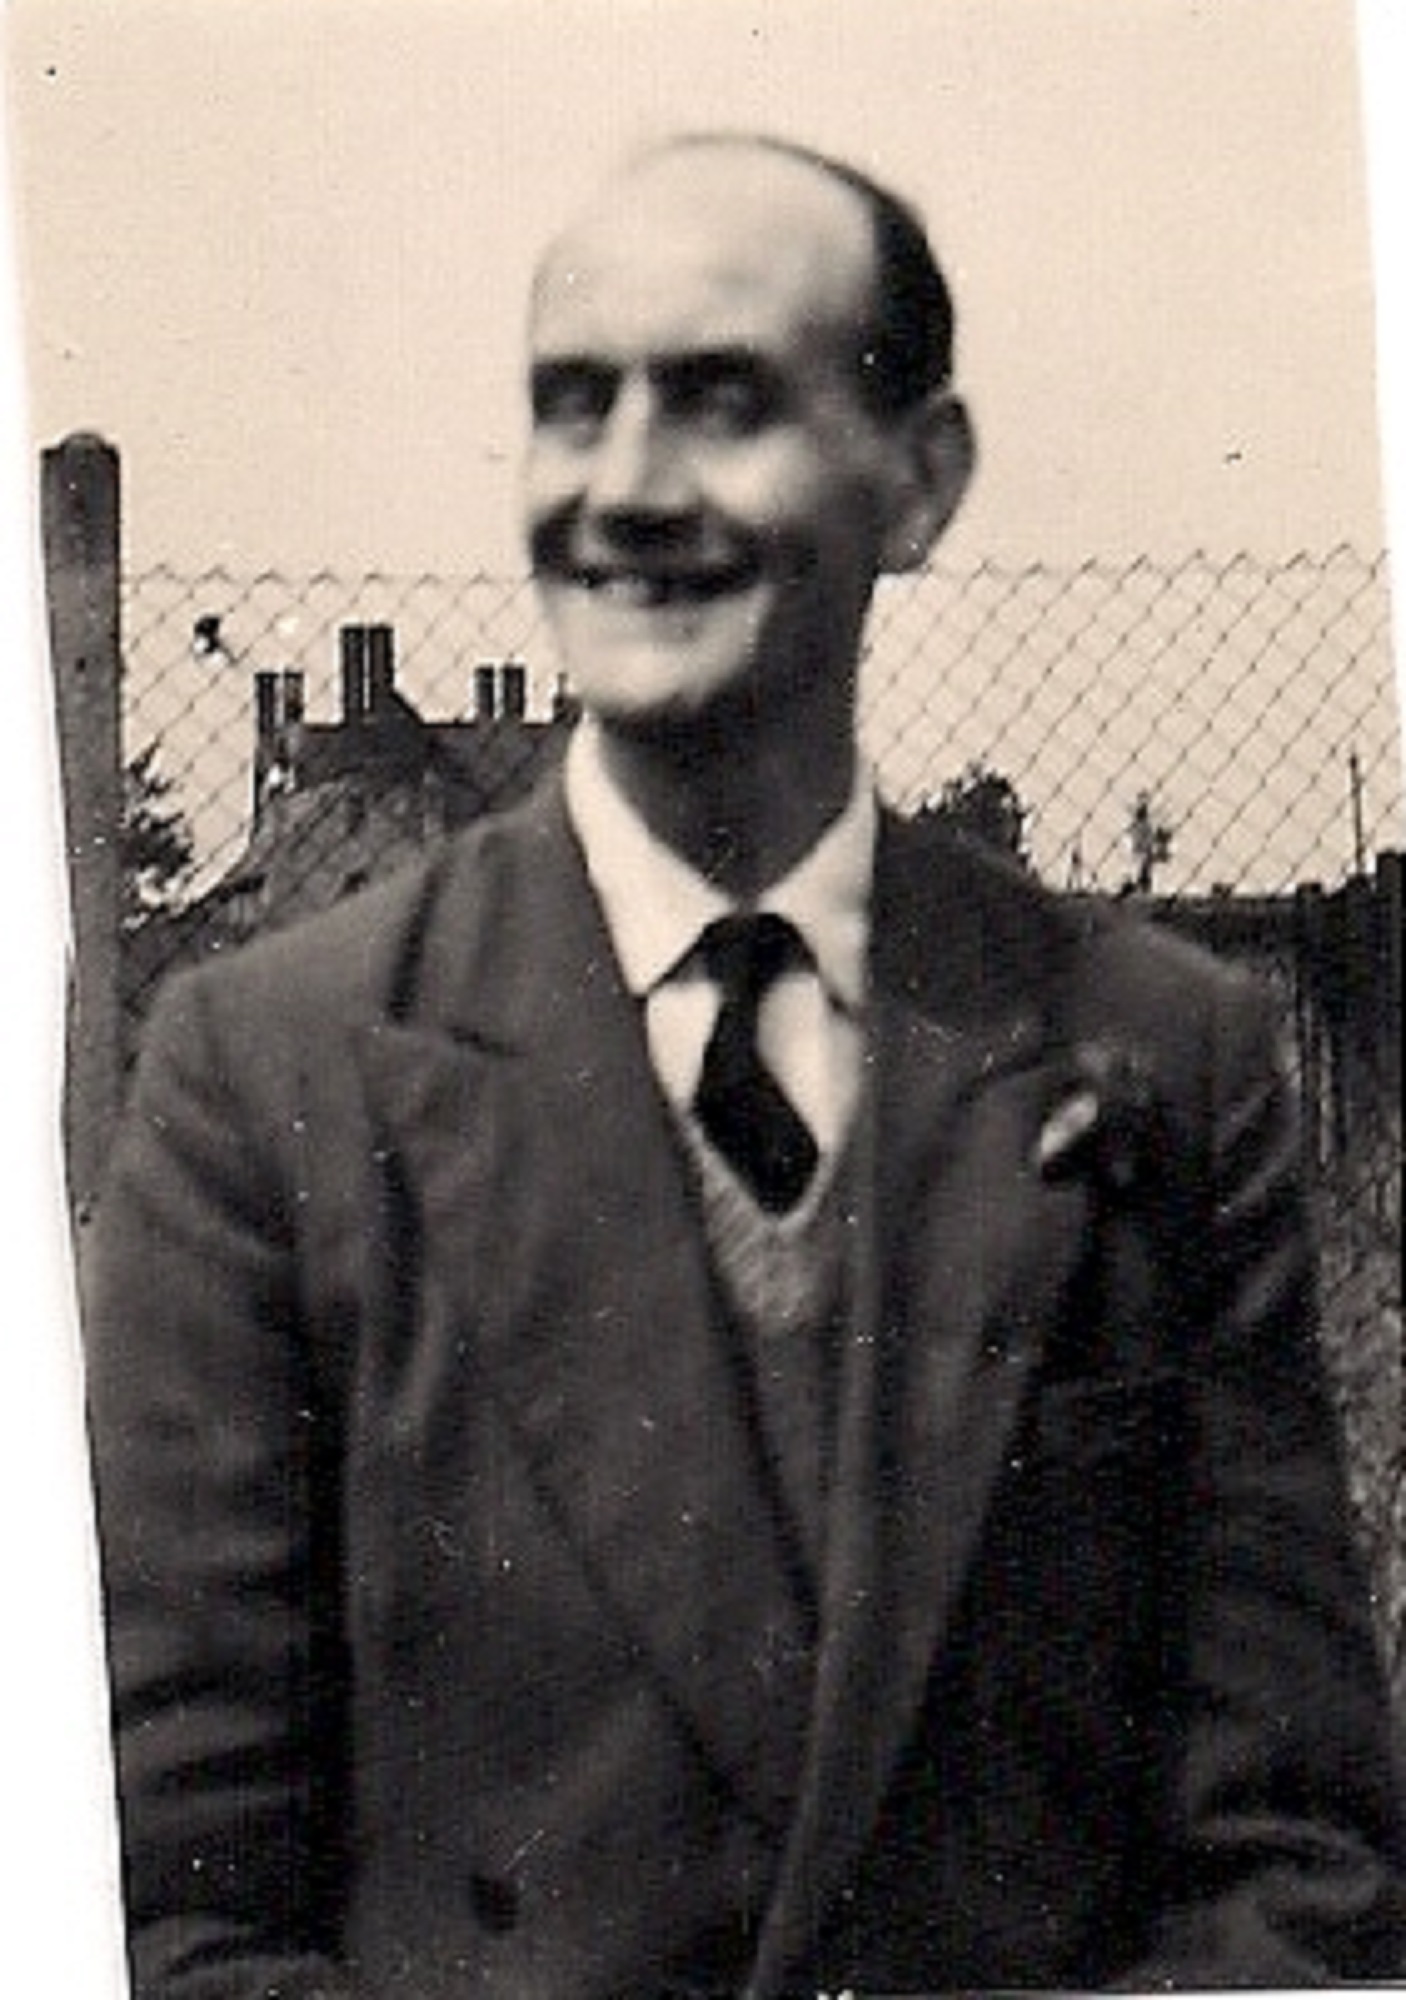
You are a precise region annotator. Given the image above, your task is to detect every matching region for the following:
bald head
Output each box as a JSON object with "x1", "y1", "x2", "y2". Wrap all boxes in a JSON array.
[
  {"x1": 534, "y1": 134, "x2": 956, "y2": 418},
  {"x1": 522, "y1": 129, "x2": 974, "y2": 799}
]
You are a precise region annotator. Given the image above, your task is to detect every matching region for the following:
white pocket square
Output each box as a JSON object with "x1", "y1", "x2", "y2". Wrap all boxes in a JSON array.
[{"x1": 1034, "y1": 1039, "x2": 1157, "y2": 1190}]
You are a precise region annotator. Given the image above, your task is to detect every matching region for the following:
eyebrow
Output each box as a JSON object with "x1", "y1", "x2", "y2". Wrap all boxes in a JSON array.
[
  {"x1": 530, "y1": 344, "x2": 778, "y2": 383},
  {"x1": 654, "y1": 347, "x2": 783, "y2": 395}
]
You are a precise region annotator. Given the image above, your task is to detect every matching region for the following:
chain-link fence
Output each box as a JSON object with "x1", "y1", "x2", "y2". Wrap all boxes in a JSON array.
[
  {"x1": 116, "y1": 551, "x2": 1402, "y2": 1103},
  {"x1": 110, "y1": 549, "x2": 1404, "y2": 1680},
  {"x1": 40, "y1": 431, "x2": 1401, "y2": 1689},
  {"x1": 122, "y1": 548, "x2": 1401, "y2": 915}
]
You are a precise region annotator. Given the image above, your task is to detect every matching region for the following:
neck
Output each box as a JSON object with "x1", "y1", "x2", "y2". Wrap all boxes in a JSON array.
[{"x1": 593, "y1": 703, "x2": 859, "y2": 899}]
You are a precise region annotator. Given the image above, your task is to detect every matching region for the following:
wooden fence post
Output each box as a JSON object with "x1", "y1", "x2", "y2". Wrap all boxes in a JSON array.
[
  {"x1": 1377, "y1": 851, "x2": 1403, "y2": 1108},
  {"x1": 42, "y1": 433, "x2": 123, "y2": 1226}
]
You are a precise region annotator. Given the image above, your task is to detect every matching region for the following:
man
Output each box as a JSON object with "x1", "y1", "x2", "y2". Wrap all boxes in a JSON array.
[{"x1": 85, "y1": 135, "x2": 1404, "y2": 1997}]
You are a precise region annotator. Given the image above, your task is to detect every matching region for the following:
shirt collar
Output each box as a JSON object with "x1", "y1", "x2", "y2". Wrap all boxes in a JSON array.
[{"x1": 564, "y1": 716, "x2": 874, "y2": 1012}]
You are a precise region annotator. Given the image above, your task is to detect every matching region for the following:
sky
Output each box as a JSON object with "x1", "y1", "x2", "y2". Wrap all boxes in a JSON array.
[
  {"x1": 2, "y1": 5, "x2": 1406, "y2": 1987},
  {"x1": 5, "y1": 0, "x2": 1400, "y2": 900},
  {"x1": 3, "y1": 0, "x2": 1392, "y2": 576}
]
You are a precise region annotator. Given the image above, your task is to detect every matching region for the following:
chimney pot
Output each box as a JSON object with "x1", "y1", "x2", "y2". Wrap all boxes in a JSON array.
[
  {"x1": 340, "y1": 626, "x2": 370, "y2": 722},
  {"x1": 500, "y1": 661, "x2": 527, "y2": 720},
  {"x1": 367, "y1": 624, "x2": 395, "y2": 711}
]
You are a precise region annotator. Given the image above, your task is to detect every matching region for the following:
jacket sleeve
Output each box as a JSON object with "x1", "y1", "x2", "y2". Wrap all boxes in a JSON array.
[
  {"x1": 1124, "y1": 970, "x2": 1406, "y2": 1985},
  {"x1": 82, "y1": 968, "x2": 357, "y2": 2000}
]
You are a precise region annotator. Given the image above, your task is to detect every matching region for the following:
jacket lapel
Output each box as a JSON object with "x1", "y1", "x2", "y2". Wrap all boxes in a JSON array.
[
  {"x1": 749, "y1": 817, "x2": 1096, "y2": 1991},
  {"x1": 356, "y1": 786, "x2": 817, "y2": 1836},
  {"x1": 351, "y1": 787, "x2": 1098, "y2": 1964}
]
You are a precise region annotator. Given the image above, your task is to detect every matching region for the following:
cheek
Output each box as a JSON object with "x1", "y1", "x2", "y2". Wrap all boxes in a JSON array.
[
  {"x1": 699, "y1": 434, "x2": 831, "y2": 529},
  {"x1": 718, "y1": 430, "x2": 887, "y2": 538},
  {"x1": 779, "y1": 482, "x2": 889, "y2": 588},
  {"x1": 522, "y1": 442, "x2": 583, "y2": 524}
]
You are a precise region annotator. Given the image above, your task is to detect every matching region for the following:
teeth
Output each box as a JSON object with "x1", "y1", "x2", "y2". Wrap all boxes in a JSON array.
[
  {"x1": 591, "y1": 574, "x2": 668, "y2": 606},
  {"x1": 578, "y1": 569, "x2": 746, "y2": 605}
]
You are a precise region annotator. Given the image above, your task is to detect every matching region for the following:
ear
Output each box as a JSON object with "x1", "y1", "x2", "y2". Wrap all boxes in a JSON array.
[{"x1": 878, "y1": 391, "x2": 975, "y2": 575}]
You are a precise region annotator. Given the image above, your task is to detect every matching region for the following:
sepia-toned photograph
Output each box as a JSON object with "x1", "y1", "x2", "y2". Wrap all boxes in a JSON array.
[{"x1": 3, "y1": 0, "x2": 1403, "y2": 1992}]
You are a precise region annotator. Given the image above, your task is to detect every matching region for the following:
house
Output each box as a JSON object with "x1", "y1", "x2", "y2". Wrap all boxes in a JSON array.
[
  {"x1": 214, "y1": 622, "x2": 576, "y2": 939},
  {"x1": 122, "y1": 624, "x2": 576, "y2": 1049}
]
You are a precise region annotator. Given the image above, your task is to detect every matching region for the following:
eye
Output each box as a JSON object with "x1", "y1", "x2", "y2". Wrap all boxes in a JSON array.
[
  {"x1": 530, "y1": 361, "x2": 616, "y2": 437},
  {"x1": 663, "y1": 358, "x2": 783, "y2": 439}
]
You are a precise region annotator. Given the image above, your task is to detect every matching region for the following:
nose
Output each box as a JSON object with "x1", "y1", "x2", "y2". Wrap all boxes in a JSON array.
[{"x1": 585, "y1": 376, "x2": 689, "y2": 519}]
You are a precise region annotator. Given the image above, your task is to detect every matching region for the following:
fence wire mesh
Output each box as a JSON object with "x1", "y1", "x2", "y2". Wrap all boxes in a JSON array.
[
  {"x1": 109, "y1": 547, "x2": 1403, "y2": 1683},
  {"x1": 122, "y1": 549, "x2": 1401, "y2": 918}
]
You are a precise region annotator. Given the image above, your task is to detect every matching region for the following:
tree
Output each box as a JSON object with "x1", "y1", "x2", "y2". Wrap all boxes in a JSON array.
[
  {"x1": 121, "y1": 741, "x2": 195, "y2": 926},
  {"x1": 1125, "y1": 789, "x2": 1174, "y2": 894},
  {"x1": 922, "y1": 761, "x2": 1031, "y2": 867}
]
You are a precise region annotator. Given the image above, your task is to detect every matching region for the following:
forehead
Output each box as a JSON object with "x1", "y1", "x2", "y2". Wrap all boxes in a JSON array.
[{"x1": 530, "y1": 149, "x2": 876, "y2": 366}]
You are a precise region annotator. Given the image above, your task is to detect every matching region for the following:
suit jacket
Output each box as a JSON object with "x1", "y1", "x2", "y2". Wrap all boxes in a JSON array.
[{"x1": 84, "y1": 776, "x2": 1405, "y2": 1998}]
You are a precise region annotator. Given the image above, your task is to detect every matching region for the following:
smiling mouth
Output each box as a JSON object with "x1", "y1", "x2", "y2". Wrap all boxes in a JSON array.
[{"x1": 559, "y1": 560, "x2": 760, "y2": 608}]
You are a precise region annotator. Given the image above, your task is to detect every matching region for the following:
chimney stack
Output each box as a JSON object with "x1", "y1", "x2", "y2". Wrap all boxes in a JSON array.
[
  {"x1": 367, "y1": 624, "x2": 395, "y2": 712},
  {"x1": 255, "y1": 667, "x2": 306, "y2": 738},
  {"x1": 341, "y1": 626, "x2": 369, "y2": 722},
  {"x1": 253, "y1": 668, "x2": 306, "y2": 815},
  {"x1": 255, "y1": 669, "x2": 279, "y2": 740},
  {"x1": 474, "y1": 662, "x2": 499, "y2": 721},
  {"x1": 500, "y1": 661, "x2": 527, "y2": 720}
]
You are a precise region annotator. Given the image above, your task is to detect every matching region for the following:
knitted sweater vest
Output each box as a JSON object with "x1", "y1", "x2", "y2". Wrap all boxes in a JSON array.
[{"x1": 678, "y1": 1119, "x2": 857, "y2": 1594}]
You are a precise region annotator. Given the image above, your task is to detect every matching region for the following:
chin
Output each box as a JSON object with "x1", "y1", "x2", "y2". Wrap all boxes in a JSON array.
[
  {"x1": 584, "y1": 682, "x2": 743, "y2": 748},
  {"x1": 557, "y1": 646, "x2": 762, "y2": 737},
  {"x1": 589, "y1": 664, "x2": 817, "y2": 764}
]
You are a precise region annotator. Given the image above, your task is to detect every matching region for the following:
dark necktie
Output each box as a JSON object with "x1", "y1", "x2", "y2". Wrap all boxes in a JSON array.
[{"x1": 694, "y1": 912, "x2": 819, "y2": 1215}]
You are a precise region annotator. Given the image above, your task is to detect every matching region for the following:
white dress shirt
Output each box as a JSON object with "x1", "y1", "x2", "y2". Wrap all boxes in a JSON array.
[{"x1": 564, "y1": 718, "x2": 874, "y2": 1173}]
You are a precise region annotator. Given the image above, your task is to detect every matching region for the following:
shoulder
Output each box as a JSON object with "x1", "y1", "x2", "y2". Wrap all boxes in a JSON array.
[
  {"x1": 143, "y1": 852, "x2": 442, "y2": 1064},
  {"x1": 876, "y1": 809, "x2": 1274, "y2": 1074},
  {"x1": 149, "y1": 780, "x2": 570, "y2": 1044},
  {"x1": 1065, "y1": 886, "x2": 1265, "y2": 1033}
]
